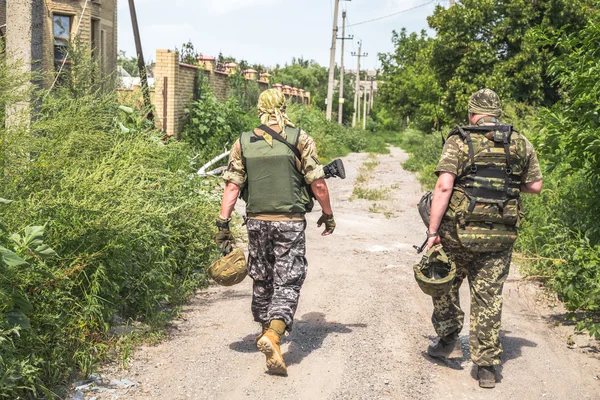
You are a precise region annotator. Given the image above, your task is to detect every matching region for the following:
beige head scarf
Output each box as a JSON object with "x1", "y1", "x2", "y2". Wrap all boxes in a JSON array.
[{"x1": 257, "y1": 89, "x2": 295, "y2": 146}]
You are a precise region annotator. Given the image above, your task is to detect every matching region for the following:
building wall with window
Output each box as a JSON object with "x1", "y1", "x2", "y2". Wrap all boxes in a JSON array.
[
  {"x1": 0, "y1": 0, "x2": 6, "y2": 44},
  {"x1": 45, "y1": 0, "x2": 117, "y2": 78}
]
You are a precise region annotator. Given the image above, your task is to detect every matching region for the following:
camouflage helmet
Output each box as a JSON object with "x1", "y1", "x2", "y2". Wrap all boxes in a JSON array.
[
  {"x1": 468, "y1": 88, "x2": 502, "y2": 117},
  {"x1": 413, "y1": 245, "x2": 456, "y2": 297},
  {"x1": 208, "y1": 248, "x2": 247, "y2": 286},
  {"x1": 418, "y1": 190, "x2": 433, "y2": 228}
]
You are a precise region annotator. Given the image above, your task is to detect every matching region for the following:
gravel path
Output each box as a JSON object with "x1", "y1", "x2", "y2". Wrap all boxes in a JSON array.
[{"x1": 91, "y1": 147, "x2": 600, "y2": 400}]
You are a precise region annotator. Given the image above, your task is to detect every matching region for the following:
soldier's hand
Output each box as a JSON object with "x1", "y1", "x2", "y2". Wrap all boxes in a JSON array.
[
  {"x1": 425, "y1": 235, "x2": 441, "y2": 251},
  {"x1": 317, "y1": 212, "x2": 336, "y2": 236},
  {"x1": 215, "y1": 217, "x2": 234, "y2": 249}
]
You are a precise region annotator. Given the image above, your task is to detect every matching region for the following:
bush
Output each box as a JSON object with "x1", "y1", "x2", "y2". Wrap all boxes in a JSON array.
[
  {"x1": 396, "y1": 129, "x2": 443, "y2": 189},
  {"x1": 0, "y1": 50, "x2": 220, "y2": 398},
  {"x1": 287, "y1": 104, "x2": 388, "y2": 161},
  {"x1": 181, "y1": 86, "x2": 258, "y2": 163},
  {"x1": 515, "y1": 12, "x2": 600, "y2": 337}
]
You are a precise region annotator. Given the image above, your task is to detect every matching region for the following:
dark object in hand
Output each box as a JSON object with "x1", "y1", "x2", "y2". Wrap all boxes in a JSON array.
[{"x1": 324, "y1": 159, "x2": 346, "y2": 180}]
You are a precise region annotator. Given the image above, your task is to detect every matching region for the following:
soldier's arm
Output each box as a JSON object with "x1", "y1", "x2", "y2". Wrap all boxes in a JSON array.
[
  {"x1": 299, "y1": 131, "x2": 334, "y2": 235},
  {"x1": 428, "y1": 172, "x2": 456, "y2": 242},
  {"x1": 521, "y1": 179, "x2": 542, "y2": 194},
  {"x1": 220, "y1": 183, "x2": 240, "y2": 219},
  {"x1": 220, "y1": 140, "x2": 244, "y2": 219},
  {"x1": 311, "y1": 179, "x2": 333, "y2": 215},
  {"x1": 520, "y1": 139, "x2": 543, "y2": 195}
]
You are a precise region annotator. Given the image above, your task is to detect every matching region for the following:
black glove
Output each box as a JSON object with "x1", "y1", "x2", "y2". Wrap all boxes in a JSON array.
[
  {"x1": 215, "y1": 217, "x2": 234, "y2": 253},
  {"x1": 317, "y1": 212, "x2": 336, "y2": 235}
]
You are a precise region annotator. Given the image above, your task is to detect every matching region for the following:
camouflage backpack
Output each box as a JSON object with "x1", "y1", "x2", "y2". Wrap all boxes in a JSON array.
[{"x1": 445, "y1": 124, "x2": 527, "y2": 252}]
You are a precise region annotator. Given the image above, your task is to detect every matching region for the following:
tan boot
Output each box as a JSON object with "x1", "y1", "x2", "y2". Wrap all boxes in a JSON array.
[
  {"x1": 256, "y1": 322, "x2": 269, "y2": 344},
  {"x1": 257, "y1": 320, "x2": 287, "y2": 375}
]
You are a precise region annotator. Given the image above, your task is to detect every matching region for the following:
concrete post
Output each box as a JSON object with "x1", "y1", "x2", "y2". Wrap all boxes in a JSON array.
[{"x1": 5, "y1": 0, "x2": 44, "y2": 127}]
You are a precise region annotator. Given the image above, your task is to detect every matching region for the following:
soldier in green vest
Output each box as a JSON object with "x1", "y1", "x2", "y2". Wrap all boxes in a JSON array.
[
  {"x1": 216, "y1": 89, "x2": 335, "y2": 376},
  {"x1": 424, "y1": 89, "x2": 543, "y2": 388}
]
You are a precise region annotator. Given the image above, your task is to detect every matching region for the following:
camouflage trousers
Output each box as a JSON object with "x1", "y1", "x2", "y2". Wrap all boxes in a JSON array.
[
  {"x1": 246, "y1": 219, "x2": 308, "y2": 332},
  {"x1": 432, "y1": 219, "x2": 512, "y2": 367}
]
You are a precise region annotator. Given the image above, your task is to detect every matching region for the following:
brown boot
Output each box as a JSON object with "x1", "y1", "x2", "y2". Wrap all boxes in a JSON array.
[
  {"x1": 255, "y1": 322, "x2": 269, "y2": 344},
  {"x1": 257, "y1": 320, "x2": 287, "y2": 375},
  {"x1": 477, "y1": 366, "x2": 496, "y2": 388},
  {"x1": 427, "y1": 335, "x2": 462, "y2": 359}
]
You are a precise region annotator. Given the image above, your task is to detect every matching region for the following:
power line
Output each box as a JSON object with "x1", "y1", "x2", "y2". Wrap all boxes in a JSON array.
[{"x1": 346, "y1": 0, "x2": 436, "y2": 27}]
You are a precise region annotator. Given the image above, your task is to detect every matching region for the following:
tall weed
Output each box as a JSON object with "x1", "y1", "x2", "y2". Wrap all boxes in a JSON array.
[{"x1": 0, "y1": 47, "x2": 220, "y2": 397}]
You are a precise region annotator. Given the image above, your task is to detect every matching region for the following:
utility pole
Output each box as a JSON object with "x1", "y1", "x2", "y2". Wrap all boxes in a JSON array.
[
  {"x1": 337, "y1": 11, "x2": 353, "y2": 125},
  {"x1": 351, "y1": 41, "x2": 367, "y2": 127},
  {"x1": 326, "y1": 0, "x2": 351, "y2": 121},
  {"x1": 368, "y1": 76, "x2": 374, "y2": 115},
  {"x1": 356, "y1": 87, "x2": 361, "y2": 127},
  {"x1": 362, "y1": 87, "x2": 367, "y2": 130},
  {"x1": 325, "y1": 0, "x2": 340, "y2": 121},
  {"x1": 128, "y1": 0, "x2": 153, "y2": 120}
]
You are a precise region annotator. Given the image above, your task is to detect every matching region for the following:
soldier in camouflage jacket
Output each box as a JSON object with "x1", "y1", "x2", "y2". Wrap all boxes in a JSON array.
[{"x1": 424, "y1": 89, "x2": 543, "y2": 388}]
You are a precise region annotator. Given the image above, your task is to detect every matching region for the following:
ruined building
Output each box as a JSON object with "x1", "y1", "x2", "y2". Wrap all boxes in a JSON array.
[{"x1": 1, "y1": 0, "x2": 117, "y2": 82}]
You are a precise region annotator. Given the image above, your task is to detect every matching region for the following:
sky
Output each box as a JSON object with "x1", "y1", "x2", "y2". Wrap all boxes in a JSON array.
[{"x1": 117, "y1": 0, "x2": 449, "y2": 71}]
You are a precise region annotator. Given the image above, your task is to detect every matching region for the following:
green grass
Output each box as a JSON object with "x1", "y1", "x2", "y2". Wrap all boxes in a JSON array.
[
  {"x1": 352, "y1": 186, "x2": 389, "y2": 201},
  {"x1": 394, "y1": 129, "x2": 443, "y2": 189}
]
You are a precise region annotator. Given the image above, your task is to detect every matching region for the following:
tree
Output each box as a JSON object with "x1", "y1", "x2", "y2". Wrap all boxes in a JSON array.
[
  {"x1": 271, "y1": 58, "x2": 329, "y2": 110},
  {"x1": 427, "y1": 0, "x2": 595, "y2": 120},
  {"x1": 378, "y1": 29, "x2": 446, "y2": 131},
  {"x1": 177, "y1": 40, "x2": 199, "y2": 65},
  {"x1": 117, "y1": 50, "x2": 139, "y2": 77}
]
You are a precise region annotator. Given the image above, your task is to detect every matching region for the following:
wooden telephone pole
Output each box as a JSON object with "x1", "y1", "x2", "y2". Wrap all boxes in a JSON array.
[
  {"x1": 325, "y1": 0, "x2": 340, "y2": 121},
  {"x1": 326, "y1": 0, "x2": 351, "y2": 121},
  {"x1": 128, "y1": 0, "x2": 153, "y2": 120},
  {"x1": 337, "y1": 11, "x2": 353, "y2": 125}
]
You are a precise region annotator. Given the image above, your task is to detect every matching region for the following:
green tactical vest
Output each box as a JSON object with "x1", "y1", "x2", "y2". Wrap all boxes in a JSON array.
[
  {"x1": 445, "y1": 123, "x2": 527, "y2": 252},
  {"x1": 240, "y1": 126, "x2": 313, "y2": 214}
]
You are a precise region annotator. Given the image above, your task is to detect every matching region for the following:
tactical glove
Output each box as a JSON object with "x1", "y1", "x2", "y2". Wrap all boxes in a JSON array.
[
  {"x1": 215, "y1": 217, "x2": 234, "y2": 253},
  {"x1": 317, "y1": 212, "x2": 336, "y2": 235}
]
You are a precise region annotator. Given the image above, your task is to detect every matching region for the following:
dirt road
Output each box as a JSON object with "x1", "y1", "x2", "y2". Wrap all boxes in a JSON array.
[{"x1": 97, "y1": 147, "x2": 600, "y2": 400}]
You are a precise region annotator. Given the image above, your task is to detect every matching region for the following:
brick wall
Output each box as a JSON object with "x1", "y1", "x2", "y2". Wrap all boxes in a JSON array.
[
  {"x1": 152, "y1": 49, "x2": 311, "y2": 137},
  {"x1": 208, "y1": 71, "x2": 232, "y2": 102}
]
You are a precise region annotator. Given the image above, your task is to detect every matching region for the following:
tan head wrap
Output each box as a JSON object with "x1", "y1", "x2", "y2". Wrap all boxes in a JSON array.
[
  {"x1": 468, "y1": 88, "x2": 502, "y2": 117},
  {"x1": 258, "y1": 88, "x2": 295, "y2": 135}
]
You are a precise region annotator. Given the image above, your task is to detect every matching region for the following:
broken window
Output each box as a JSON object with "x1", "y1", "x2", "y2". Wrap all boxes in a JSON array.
[{"x1": 53, "y1": 14, "x2": 71, "y2": 68}]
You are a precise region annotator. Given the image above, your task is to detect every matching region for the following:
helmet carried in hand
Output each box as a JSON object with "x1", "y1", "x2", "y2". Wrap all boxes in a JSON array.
[
  {"x1": 208, "y1": 248, "x2": 248, "y2": 286},
  {"x1": 413, "y1": 245, "x2": 456, "y2": 297}
]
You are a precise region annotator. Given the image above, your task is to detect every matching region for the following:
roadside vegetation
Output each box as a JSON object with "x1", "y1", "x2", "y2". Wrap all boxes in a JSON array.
[
  {"x1": 0, "y1": 48, "x2": 226, "y2": 398},
  {"x1": 376, "y1": 0, "x2": 600, "y2": 337}
]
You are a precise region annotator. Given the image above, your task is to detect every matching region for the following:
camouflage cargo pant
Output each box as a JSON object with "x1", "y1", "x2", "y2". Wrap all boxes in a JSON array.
[
  {"x1": 432, "y1": 219, "x2": 512, "y2": 367},
  {"x1": 246, "y1": 219, "x2": 307, "y2": 332}
]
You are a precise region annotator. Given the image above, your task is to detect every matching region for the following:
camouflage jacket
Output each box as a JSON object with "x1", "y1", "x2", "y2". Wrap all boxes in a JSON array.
[{"x1": 435, "y1": 127, "x2": 542, "y2": 184}]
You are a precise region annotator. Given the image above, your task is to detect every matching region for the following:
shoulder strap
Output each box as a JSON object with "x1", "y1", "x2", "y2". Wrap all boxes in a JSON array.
[
  {"x1": 258, "y1": 124, "x2": 302, "y2": 161},
  {"x1": 239, "y1": 132, "x2": 247, "y2": 170},
  {"x1": 458, "y1": 126, "x2": 476, "y2": 174}
]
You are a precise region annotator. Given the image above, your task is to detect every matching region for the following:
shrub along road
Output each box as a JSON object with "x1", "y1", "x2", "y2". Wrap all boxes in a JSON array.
[{"x1": 95, "y1": 147, "x2": 600, "y2": 400}]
